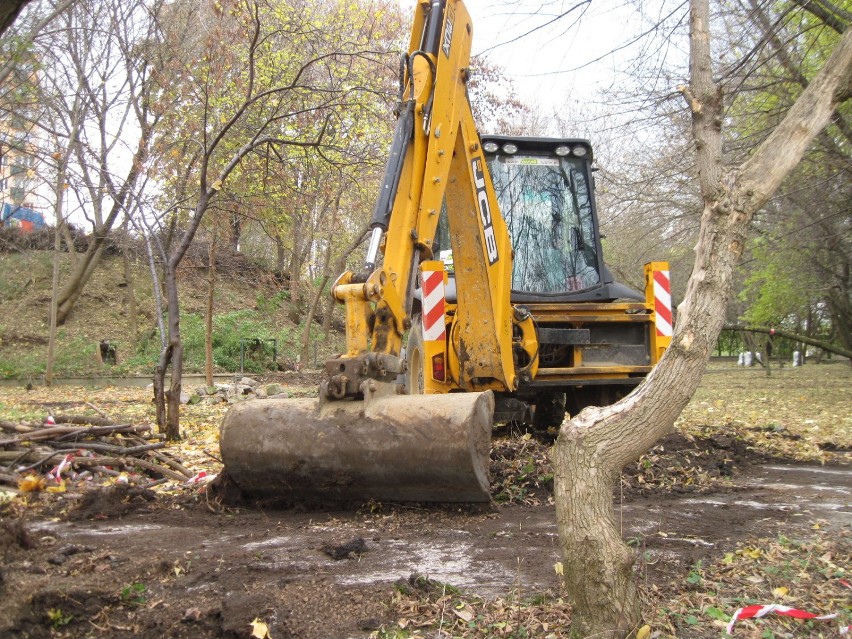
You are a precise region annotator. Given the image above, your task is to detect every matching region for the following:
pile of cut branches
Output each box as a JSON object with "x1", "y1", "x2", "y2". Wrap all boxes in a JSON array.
[{"x1": 0, "y1": 414, "x2": 195, "y2": 491}]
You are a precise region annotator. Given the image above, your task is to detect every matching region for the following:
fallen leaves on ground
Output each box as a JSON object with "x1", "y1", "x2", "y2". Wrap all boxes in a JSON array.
[
  {"x1": 644, "y1": 524, "x2": 851, "y2": 638},
  {"x1": 678, "y1": 362, "x2": 851, "y2": 464},
  {"x1": 382, "y1": 574, "x2": 572, "y2": 638},
  {"x1": 490, "y1": 434, "x2": 553, "y2": 505}
]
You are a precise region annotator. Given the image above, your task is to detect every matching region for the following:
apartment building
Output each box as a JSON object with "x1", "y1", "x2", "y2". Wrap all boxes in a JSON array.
[{"x1": 0, "y1": 119, "x2": 45, "y2": 230}]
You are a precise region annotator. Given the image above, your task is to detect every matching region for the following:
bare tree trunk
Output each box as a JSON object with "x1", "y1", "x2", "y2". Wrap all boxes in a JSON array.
[
  {"x1": 287, "y1": 217, "x2": 304, "y2": 314},
  {"x1": 55, "y1": 217, "x2": 118, "y2": 324},
  {"x1": 45, "y1": 89, "x2": 82, "y2": 383},
  {"x1": 555, "y1": 5, "x2": 852, "y2": 636},
  {"x1": 152, "y1": 341, "x2": 171, "y2": 431},
  {"x1": 154, "y1": 260, "x2": 184, "y2": 441},
  {"x1": 300, "y1": 276, "x2": 328, "y2": 368},
  {"x1": 58, "y1": 216, "x2": 77, "y2": 268},
  {"x1": 152, "y1": 190, "x2": 215, "y2": 440},
  {"x1": 122, "y1": 234, "x2": 138, "y2": 340},
  {"x1": 45, "y1": 145, "x2": 77, "y2": 385},
  {"x1": 827, "y1": 289, "x2": 852, "y2": 358},
  {"x1": 144, "y1": 231, "x2": 167, "y2": 350},
  {"x1": 45, "y1": 218, "x2": 61, "y2": 387},
  {"x1": 274, "y1": 235, "x2": 287, "y2": 278},
  {"x1": 321, "y1": 290, "x2": 335, "y2": 336},
  {"x1": 229, "y1": 209, "x2": 241, "y2": 252},
  {"x1": 205, "y1": 235, "x2": 217, "y2": 387},
  {"x1": 55, "y1": 114, "x2": 152, "y2": 325},
  {"x1": 300, "y1": 226, "x2": 336, "y2": 367},
  {"x1": 556, "y1": 188, "x2": 764, "y2": 634}
]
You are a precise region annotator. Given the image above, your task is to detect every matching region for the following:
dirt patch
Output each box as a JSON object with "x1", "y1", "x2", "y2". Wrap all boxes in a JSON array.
[
  {"x1": 620, "y1": 430, "x2": 773, "y2": 499},
  {"x1": 0, "y1": 365, "x2": 849, "y2": 637},
  {"x1": 487, "y1": 428, "x2": 778, "y2": 507},
  {"x1": 0, "y1": 518, "x2": 36, "y2": 553},
  {"x1": 67, "y1": 484, "x2": 159, "y2": 521},
  {"x1": 0, "y1": 459, "x2": 848, "y2": 639}
]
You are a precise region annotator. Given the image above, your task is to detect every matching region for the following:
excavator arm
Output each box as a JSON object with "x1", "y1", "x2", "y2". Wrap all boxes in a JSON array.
[
  {"x1": 323, "y1": 0, "x2": 525, "y2": 400},
  {"x1": 219, "y1": 0, "x2": 522, "y2": 503}
]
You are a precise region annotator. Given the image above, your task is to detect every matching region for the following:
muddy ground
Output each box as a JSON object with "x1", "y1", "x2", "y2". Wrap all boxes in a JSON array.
[
  {"x1": 1, "y1": 364, "x2": 850, "y2": 639},
  {"x1": 0, "y1": 440, "x2": 849, "y2": 639}
]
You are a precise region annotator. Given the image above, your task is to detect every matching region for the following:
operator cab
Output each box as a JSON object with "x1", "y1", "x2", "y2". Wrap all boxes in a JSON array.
[{"x1": 433, "y1": 136, "x2": 643, "y2": 303}]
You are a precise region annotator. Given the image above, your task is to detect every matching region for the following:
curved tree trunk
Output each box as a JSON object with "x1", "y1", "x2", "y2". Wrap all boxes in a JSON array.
[
  {"x1": 55, "y1": 240, "x2": 107, "y2": 324},
  {"x1": 55, "y1": 123, "x2": 151, "y2": 324},
  {"x1": 556, "y1": 188, "x2": 745, "y2": 635},
  {"x1": 554, "y1": 438, "x2": 641, "y2": 633},
  {"x1": 555, "y1": 6, "x2": 852, "y2": 636}
]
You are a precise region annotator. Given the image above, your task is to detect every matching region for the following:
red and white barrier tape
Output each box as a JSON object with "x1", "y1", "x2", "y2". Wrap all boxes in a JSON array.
[
  {"x1": 47, "y1": 453, "x2": 74, "y2": 483},
  {"x1": 727, "y1": 604, "x2": 849, "y2": 635},
  {"x1": 187, "y1": 471, "x2": 217, "y2": 484}
]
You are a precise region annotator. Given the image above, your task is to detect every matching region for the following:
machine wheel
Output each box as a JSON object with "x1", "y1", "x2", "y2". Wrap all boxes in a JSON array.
[
  {"x1": 565, "y1": 386, "x2": 630, "y2": 416},
  {"x1": 404, "y1": 315, "x2": 425, "y2": 395},
  {"x1": 532, "y1": 392, "x2": 566, "y2": 429}
]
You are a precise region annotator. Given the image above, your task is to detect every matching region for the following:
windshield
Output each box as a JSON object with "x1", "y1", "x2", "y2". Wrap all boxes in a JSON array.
[{"x1": 486, "y1": 154, "x2": 600, "y2": 294}]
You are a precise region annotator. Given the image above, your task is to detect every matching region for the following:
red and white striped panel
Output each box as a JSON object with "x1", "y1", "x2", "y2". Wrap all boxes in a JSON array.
[
  {"x1": 654, "y1": 268, "x2": 673, "y2": 337},
  {"x1": 421, "y1": 270, "x2": 446, "y2": 342}
]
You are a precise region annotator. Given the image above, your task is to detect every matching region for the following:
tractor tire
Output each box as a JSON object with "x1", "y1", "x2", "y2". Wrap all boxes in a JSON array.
[
  {"x1": 404, "y1": 315, "x2": 425, "y2": 395},
  {"x1": 565, "y1": 386, "x2": 631, "y2": 417},
  {"x1": 532, "y1": 392, "x2": 567, "y2": 429}
]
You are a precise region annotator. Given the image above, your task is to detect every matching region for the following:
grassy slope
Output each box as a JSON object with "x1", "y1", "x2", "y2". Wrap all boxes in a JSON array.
[{"x1": 0, "y1": 250, "x2": 343, "y2": 380}]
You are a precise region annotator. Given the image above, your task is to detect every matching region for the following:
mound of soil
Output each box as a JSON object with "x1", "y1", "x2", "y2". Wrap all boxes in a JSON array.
[{"x1": 620, "y1": 431, "x2": 773, "y2": 499}]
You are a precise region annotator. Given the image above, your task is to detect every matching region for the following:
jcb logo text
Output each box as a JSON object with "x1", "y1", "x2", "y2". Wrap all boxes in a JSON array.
[{"x1": 472, "y1": 158, "x2": 499, "y2": 265}]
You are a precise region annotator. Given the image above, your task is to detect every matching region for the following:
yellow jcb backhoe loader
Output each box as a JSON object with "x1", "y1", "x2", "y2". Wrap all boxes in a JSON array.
[{"x1": 219, "y1": 0, "x2": 672, "y2": 503}]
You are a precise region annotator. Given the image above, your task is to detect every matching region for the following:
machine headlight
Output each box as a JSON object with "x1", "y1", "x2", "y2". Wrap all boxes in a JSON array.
[
  {"x1": 502, "y1": 142, "x2": 518, "y2": 154},
  {"x1": 554, "y1": 144, "x2": 571, "y2": 156},
  {"x1": 482, "y1": 141, "x2": 499, "y2": 153},
  {"x1": 572, "y1": 145, "x2": 588, "y2": 157}
]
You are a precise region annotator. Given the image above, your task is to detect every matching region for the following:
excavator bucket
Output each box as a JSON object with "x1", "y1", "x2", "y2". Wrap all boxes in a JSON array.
[{"x1": 219, "y1": 391, "x2": 494, "y2": 503}]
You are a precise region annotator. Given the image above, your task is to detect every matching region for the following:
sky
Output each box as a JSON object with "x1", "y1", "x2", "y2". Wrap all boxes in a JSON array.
[
  {"x1": 461, "y1": 0, "x2": 638, "y2": 109},
  {"x1": 398, "y1": 0, "x2": 691, "y2": 134}
]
